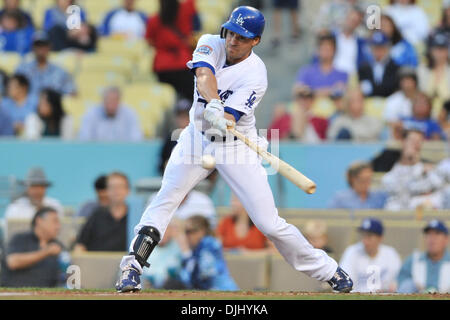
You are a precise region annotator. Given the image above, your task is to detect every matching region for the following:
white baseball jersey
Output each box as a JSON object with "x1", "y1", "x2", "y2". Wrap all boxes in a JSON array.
[
  {"x1": 186, "y1": 34, "x2": 268, "y2": 133},
  {"x1": 340, "y1": 242, "x2": 402, "y2": 292}
]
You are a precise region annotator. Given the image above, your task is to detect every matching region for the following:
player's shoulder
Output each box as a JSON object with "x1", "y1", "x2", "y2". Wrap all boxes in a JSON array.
[{"x1": 197, "y1": 34, "x2": 224, "y2": 47}]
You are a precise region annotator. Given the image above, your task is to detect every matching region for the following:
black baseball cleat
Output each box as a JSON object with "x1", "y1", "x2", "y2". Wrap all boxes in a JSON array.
[
  {"x1": 327, "y1": 267, "x2": 353, "y2": 293},
  {"x1": 115, "y1": 266, "x2": 142, "y2": 293}
]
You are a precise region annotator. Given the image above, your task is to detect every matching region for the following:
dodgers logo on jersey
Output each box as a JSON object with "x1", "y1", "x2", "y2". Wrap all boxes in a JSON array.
[
  {"x1": 236, "y1": 14, "x2": 245, "y2": 26},
  {"x1": 245, "y1": 91, "x2": 257, "y2": 109},
  {"x1": 218, "y1": 89, "x2": 233, "y2": 102},
  {"x1": 195, "y1": 45, "x2": 213, "y2": 56}
]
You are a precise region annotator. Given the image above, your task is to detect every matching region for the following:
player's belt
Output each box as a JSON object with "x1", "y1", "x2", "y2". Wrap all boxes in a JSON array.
[{"x1": 201, "y1": 131, "x2": 238, "y2": 142}]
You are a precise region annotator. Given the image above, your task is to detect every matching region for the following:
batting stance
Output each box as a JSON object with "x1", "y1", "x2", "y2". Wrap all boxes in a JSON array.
[{"x1": 116, "y1": 6, "x2": 353, "y2": 293}]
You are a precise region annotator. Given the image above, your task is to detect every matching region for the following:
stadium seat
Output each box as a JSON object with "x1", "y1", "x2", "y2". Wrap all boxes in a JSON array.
[
  {"x1": 365, "y1": 97, "x2": 386, "y2": 120},
  {"x1": 0, "y1": 52, "x2": 22, "y2": 74},
  {"x1": 63, "y1": 96, "x2": 98, "y2": 133},
  {"x1": 268, "y1": 253, "x2": 332, "y2": 292},
  {"x1": 353, "y1": 209, "x2": 417, "y2": 221},
  {"x1": 79, "y1": 53, "x2": 134, "y2": 80},
  {"x1": 97, "y1": 37, "x2": 149, "y2": 61},
  {"x1": 76, "y1": 71, "x2": 127, "y2": 88},
  {"x1": 311, "y1": 97, "x2": 335, "y2": 118},
  {"x1": 224, "y1": 252, "x2": 270, "y2": 290},
  {"x1": 135, "y1": 0, "x2": 159, "y2": 15},
  {"x1": 417, "y1": 0, "x2": 444, "y2": 26},
  {"x1": 49, "y1": 51, "x2": 80, "y2": 74},
  {"x1": 70, "y1": 252, "x2": 125, "y2": 289},
  {"x1": 77, "y1": 0, "x2": 120, "y2": 26}
]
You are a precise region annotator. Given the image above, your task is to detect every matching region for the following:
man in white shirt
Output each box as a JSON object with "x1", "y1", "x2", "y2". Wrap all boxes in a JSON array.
[
  {"x1": 5, "y1": 167, "x2": 64, "y2": 220},
  {"x1": 99, "y1": 0, "x2": 148, "y2": 39},
  {"x1": 340, "y1": 218, "x2": 402, "y2": 292},
  {"x1": 384, "y1": 67, "x2": 418, "y2": 138}
]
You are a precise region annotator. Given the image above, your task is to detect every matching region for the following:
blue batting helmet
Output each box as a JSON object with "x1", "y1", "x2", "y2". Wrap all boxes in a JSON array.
[{"x1": 220, "y1": 6, "x2": 265, "y2": 39}]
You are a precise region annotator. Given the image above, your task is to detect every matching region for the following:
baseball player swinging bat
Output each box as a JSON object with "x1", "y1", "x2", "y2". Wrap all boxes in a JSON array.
[{"x1": 227, "y1": 126, "x2": 317, "y2": 194}]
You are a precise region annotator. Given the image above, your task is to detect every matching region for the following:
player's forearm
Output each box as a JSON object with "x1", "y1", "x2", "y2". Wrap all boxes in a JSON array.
[
  {"x1": 6, "y1": 249, "x2": 50, "y2": 270},
  {"x1": 195, "y1": 67, "x2": 220, "y2": 103}
]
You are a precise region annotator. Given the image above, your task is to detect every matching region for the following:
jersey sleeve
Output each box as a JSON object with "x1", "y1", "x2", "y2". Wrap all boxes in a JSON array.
[{"x1": 186, "y1": 34, "x2": 222, "y2": 75}]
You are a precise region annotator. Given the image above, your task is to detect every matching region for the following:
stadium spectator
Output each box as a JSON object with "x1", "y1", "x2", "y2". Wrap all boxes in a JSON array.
[
  {"x1": 384, "y1": 0, "x2": 430, "y2": 45},
  {"x1": 142, "y1": 221, "x2": 184, "y2": 289},
  {"x1": 0, "y1": 0, "x2": 34, "y2": 26},
  {"x1": 216, "y1": 194, "x2": 269, "y2": 251},
  {"x1": 74, "y1": 172, "x2": 130, "y2": 252},
  {"x1": 268, "y1": 86, "x2": 328, "y2": 142},
  {"x1": 43, "y1": 0, "x2": 87, "y2": 32},
  {"x1": 177, "y1": 215, "x2": 239, "y2": 291},
  {"x1": 358, "y1": 31, "x2": 399, "y2": 98},
  {"x1": 438, "y1": 100, "x2": 450, "y2": 138},
  {"x1": 78, "y1": 86, "x2": 143, "y2": 142},
  {"x1": 16, "y1": 31, "x2": 77, "y2": 97},
  {"x1": 398, "y1": 92, "x2": 446, "y2": 140},
  {"x1": 303, "y1": 220, "x2": 333, "y2": 254},
  {"x1": 295, "y1": 33, "x2": 348, "y2": 97},
  {"x1": 23, "y1": 88, "x2": 74, "y2": 140},
  {"x1": 371, "y1": 129, "x2": 425, "y2": 173},
  {"x1": 381, "y1": 130, "x2": 442, "y2": 210},
  {"x1": 328, "y1": 161, "x2": 387, "y2": 209},
  {"x1": 397, "y1": 220, "x2": 450, "y2": 293},
  {"x1": 0, "y1": 73, "x2": 37, "y2": 136},
  {"x1": 0, "y1": 207, "x2": 70, "y2": 288},
  {"x1": 384, "y1": 67, "x2": 419, "y2": 138},
  {"x1": 99, "y1": 0, "x2": 147, "y2": 39},
  {"x1": 267, "y1": 102, "x2": 292, "y2": 140},
  {"x1": 5, "y1": 167, "x2": 64, "y2": 220},
  {"x1": 75, "y1": 174, "x2": 109, "y2": 218},
  {"x1": 48, "y1": 21, "x2": 97, "y2": 53},
  {"x1": 146, "y1": 0, "x2": 199, "y2": 102},
  {"x1": 0, "y1": 105, "x2": 13, "y2": 136},
  {"x1": 418, "y1": 32, "x2": 450, "y2": 103},
  {"x1": 340, "y1": 218, "x2": 402, "y2": 293},
  {"x1": 332, "y1": 5, "x2": 369, "y2": 75},
  {"x1": 270, "y1": 0, "x2": 301, "y2": 48},
  {"x1": 379, "y1": 13, "x2": 418, "y2": 67},
  {"x1": 0, "y1": 68, "x2": 8, "y2": 96},
  {"x1": 158, "y1": 99, "x2": 191, "y2": 174},
  {"x1": 0, "y1": 9, "x2": 34, "y2": 55},
  {"x1": 433, "y1": 0, "x2": 450, "y2": 43},
  {"x1": 327, "y1": 89, "x2": 383, "y2": 141}
]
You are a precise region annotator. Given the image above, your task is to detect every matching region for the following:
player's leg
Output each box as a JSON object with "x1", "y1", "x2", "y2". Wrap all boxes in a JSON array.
[
  {"x1": 116, "y1": 125, "x2": 211, "y2": 292},
  {"x1": 215, "y1": 141, "x2": 352, "y2": 291}
]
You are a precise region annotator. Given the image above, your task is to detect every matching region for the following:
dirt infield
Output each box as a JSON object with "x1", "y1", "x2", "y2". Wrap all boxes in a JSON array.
[{"x1": 0, "y1": 289, "x2": 449, "y2": 300}]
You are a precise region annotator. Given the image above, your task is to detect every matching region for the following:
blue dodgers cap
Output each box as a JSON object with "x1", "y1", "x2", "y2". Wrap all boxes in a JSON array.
[
  {"x1": 370, "y1": 31, "x2": 391, "y2": 46},
  {"x1": 423, "y1": 219, "x2": 448, "y2": 235},
  {"x1": 358, "y1": 218, "x2": 384, "y2": 236},
  {"x1": 429, "y1": 32, "x2": 448, "y2": 48},
  {"x1": 221, "y1": 6, "x2": 265, "y2": 39}
]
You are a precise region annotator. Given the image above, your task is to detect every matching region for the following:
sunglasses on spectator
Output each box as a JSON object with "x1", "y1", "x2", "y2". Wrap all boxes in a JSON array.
[{"x1": 185, "y1": 228, "x2": 199, "y2": 235}]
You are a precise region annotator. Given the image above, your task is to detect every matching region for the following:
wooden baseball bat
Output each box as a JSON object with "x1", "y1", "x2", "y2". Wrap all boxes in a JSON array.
[{"x1": 227, "y1": 127, "x2": 317, "y2": 194}]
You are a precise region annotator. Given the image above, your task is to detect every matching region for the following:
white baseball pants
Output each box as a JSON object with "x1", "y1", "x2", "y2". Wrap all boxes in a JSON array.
[{"x1": 120, "y1": 123, "x2": 337, "y2": 282}]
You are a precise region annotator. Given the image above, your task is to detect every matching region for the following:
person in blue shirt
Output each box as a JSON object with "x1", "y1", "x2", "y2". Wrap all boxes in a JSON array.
[
  {"x1": 0, "y1": 73, "x2": 37, "y2": 135},
  {"x1": 399, "y1": 92, "x2": 446, "y2": 140},
  {"x1": 0, "y1": 0, "x2": 34, "y2": 26},
  {"x1": 43, "y1": 0, "x2": 87, "y2": 32},
  {"x1": 397, "y1": 220, "x2": 450, "y2": 293},
  {"x1": 380, "y1": 14, "x2": 418, "y2": 68},
  {"x1": 329, "y1": 161, "x2": 387, "y2": 209},
  {"x1": 178, "y1": 215, "x2": 239, "y2": 291},
  {"x1": 0, "y1": 9, "x2": 34, "y2": 55},
  {"x1": 0, "y1": 105, "x2": 14, "y2": 136}
]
